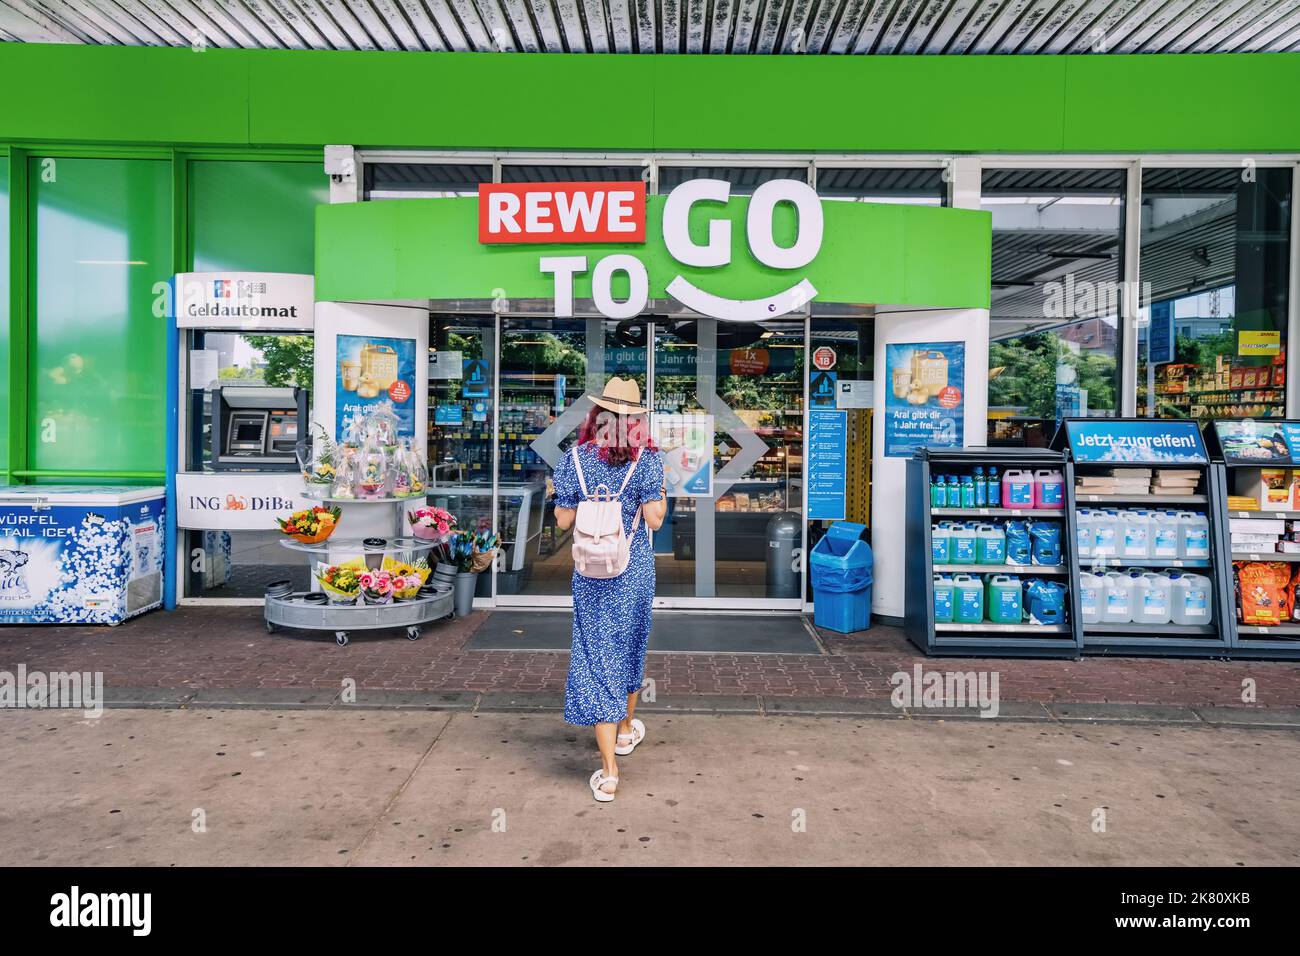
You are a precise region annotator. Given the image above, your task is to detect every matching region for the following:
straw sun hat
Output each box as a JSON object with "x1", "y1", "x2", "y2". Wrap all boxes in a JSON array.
[{"x1": 588, "y1": 377, "x2": 648, "y2": 415}]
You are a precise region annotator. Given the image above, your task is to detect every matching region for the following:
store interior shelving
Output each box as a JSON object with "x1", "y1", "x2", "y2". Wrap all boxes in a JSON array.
[{"x1": 905, "y1": 447, "x2": 1081, "y2": 658}]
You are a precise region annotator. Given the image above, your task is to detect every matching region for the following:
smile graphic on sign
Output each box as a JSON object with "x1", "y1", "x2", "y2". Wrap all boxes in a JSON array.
[{"x1": 479, "y1": 179, "x2": 822, "y2": 323}]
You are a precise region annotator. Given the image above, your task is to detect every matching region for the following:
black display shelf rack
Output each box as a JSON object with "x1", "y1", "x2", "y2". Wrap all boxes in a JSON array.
[
  {"x1": 1204, "y1": 419, "x2": 1300, "y2": 659},
  {"x1": 905, "y1": 447, "x2": 1082, "y2": 658},
  {"x1": 1052, "y1": 418, "x2": 1234, "y2": 658}
]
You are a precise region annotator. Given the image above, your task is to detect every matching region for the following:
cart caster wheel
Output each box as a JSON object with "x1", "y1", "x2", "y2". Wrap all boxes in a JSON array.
[
  {"x1": 406, "y1": 625, "x2": 421, "y2": 641},
  {"x1": 335, "y1": 631, "x2": 350, "y2": 647},
  {"x1": 265, "y1": 621, "x2": 276, "y2": 634}
]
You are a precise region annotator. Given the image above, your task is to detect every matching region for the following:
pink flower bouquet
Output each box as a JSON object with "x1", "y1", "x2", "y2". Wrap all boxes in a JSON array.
[
  {"x1": 408, "y1": 506, "x2": 456, "y2": 542},
  {"x1": 359, "y1": 568, "x2": 423, "y2": 604}
]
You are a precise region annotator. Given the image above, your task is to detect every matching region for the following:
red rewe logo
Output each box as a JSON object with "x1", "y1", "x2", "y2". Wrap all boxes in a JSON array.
[{"x1": 478, "y1": 182, "x2": 646, "y2": 244}]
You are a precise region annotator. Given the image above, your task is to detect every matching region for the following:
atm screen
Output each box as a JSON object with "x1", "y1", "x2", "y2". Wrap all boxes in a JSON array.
[{"x1": 234, "y1": 422, "x2": 264, "y2": 443}]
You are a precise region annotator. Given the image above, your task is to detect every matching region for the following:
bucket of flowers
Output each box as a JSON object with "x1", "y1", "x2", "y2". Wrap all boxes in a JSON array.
[
  {"x1": 317, "y1": 560, "x2": 363, "y2": 604},
  {"x1": 277, "y1": 505, "x2": 341, "y2": 545},
  {"x1": 407, "y1": 505, "x2": 455, "y2": 542},
  {"x1": 382, "y1": 557, "x2": 431, "y2": 599}
]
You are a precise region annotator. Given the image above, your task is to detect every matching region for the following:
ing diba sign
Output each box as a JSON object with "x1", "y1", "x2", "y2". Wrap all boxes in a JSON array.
[{"x1": 477, "y1": 179, "x2": 824, "y2": 323}]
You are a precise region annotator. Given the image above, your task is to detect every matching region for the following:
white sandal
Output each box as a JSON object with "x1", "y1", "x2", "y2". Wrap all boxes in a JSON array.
[
  {"x1": 614, "y1": 718, "x2": 646, "y2": 756},
  {"x1": 589, "y1": 769, "x2": 619, "y2": 802}
]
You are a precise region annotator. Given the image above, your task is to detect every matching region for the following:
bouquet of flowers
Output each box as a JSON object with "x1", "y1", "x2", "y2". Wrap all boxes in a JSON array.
[
  {"x1": 358, "y1": 568, "x2": 423, "y2": 604},
  {"x1": 440, "y1": 529, "x2": 499, "y2": 573},
  {"x1": 391, "y1": 440, "x2": 428, "y2": 498},
  {"x1": 298, "y1": 424, "x2": 337, "y2": 488},
  {"x1": 317, "y1": 560, "x2": 364, "y2": 603},
  {"x1": 408, "y1": 505, "x2": 455, "y2": 542},
  {"x1": 276, "y1": 505, "x2": 341, "y2": 545},
  {"x1": 382, "y1": 556, "x2": 431, "y2": 599}
]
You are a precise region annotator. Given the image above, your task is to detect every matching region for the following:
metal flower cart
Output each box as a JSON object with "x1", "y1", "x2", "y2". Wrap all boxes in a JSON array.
[{"x1": 264, "y1": 495, "x2": 453, "y2": 646}]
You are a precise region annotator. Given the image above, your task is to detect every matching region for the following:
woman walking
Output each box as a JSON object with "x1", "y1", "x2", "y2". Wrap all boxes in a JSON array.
[{"x1": 552, "y1": 377, "x2": 667, "y2": 802}]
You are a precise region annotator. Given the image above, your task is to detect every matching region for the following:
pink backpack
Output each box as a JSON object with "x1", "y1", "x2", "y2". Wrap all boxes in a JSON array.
[{"x1": 570, "y1": 446, "x2": 648, "y2": 579}]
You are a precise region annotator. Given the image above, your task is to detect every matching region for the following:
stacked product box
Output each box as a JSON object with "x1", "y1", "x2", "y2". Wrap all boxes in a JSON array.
[{"x1": 1074, "y1": 467, "x2": 1201, "y2": 496}]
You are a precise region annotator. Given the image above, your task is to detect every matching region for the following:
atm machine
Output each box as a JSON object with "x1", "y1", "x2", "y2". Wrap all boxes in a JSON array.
[
  {"x1": 166, "y1": 272, "x2": 317, "y2": 608},
  {"x1": 209, "y1": 385, "x2": 307, "y2": 472}
]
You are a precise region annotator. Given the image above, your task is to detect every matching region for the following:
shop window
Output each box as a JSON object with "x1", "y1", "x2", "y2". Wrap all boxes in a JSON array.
[
  {"x1": 29, "y1": 157, "x2": 170, "y2": 478},
  {"x1": 816, "y1": 167, "x2": 946, "y2": 206},
  {"x1": 1137, "y1": 167, "x2": 1292, "y2": 421},
  {"x1": 983, "y1": 168, "x2": 1125, "y2": 446},
  {"x1": 365, "y1": 163, "x2": 492, "y2": 200},
  {"x1": 191, "y1": 161, "x2": 326, "y2": 275},
  {"x1": 0, "y1": 154, "x2": 8, "y2": 479}
]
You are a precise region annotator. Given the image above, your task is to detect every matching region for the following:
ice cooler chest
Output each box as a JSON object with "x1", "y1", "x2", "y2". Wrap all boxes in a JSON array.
[{"x1": 0, "y1": 485, "x2": 166, "y2": 625}]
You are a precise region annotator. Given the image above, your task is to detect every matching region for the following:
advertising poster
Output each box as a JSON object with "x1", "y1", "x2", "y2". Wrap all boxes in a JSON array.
[
  {"x1": 1214, "y1": 419, "x2": 1300, "y2": 465},
  {"x1": 1066, "y1": 419, "x2": 1207, "y2": 464},
  {"x1": 654, "y1": 414, "x2": 714, "y2": 497},
  {"x1": 808, "y1": 409, "x2": 848, "y2": 521},
  {"x1": 884, "y1": 342, "x2": 965, "y2": 458},
  {"x1": 336, "y1": 334, "x2": 417, "y2": 440}
]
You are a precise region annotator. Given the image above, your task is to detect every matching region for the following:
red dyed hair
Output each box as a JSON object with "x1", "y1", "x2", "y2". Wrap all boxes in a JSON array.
[{"x1": 577, "y1": 405, "x2": 656, "y2": 467}]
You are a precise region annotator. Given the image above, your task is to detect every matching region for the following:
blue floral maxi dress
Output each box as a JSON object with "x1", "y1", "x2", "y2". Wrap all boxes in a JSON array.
[{"x1": 552, "y1": 443, "x2": 664, "y2": 726}]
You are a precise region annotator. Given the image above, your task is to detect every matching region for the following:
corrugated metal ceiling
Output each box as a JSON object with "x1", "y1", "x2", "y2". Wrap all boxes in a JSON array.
[{"x1": 2, "y1": 0, "x2": 1299, "y2": 53}]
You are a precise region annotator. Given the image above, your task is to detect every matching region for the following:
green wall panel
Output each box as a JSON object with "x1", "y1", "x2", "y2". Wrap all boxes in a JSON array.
[
  {"x1": 249, "y1": 50, "x2": 657, "y2": 150},
  {"x1": 651, "y1": 56, "x2": 1067, "y2": 153},
  {"x1": 0, "y1": 45, "x2": 250, "y2": 146},
  {"x1": 1061, "y1": 55, "x2": 1300, "y2": 153},
  {"x1": 1, "y1": 45, "x2": 1299, "y2": 153},
  {"x1": 191, "y1": 160, "x2": 328, "y2": 273},
  {"x1": 29, "y1": 157, "x2": 170, "y2": 475},
  {"x1": 0, "y1": 154, "x2": 8, "y2": 478},
  {"x1": 315, "y1": 195, "x2": 991, "y2": 309}
]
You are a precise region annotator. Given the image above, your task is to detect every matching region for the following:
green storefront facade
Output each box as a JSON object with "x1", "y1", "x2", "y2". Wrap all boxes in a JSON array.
[{"x1": 2, "y1": 45, "x2": 1299, "y2": 487}]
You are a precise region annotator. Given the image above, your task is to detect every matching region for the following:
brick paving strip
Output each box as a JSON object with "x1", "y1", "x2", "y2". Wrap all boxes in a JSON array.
[{"x1": 1, "y1": 606, "x2": 1299, "y2": 717}]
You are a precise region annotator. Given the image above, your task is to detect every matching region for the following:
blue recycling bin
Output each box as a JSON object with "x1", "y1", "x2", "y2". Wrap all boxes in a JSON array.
[{"x1": 810, "y1": 521, "x2": 873, "y2": 633}]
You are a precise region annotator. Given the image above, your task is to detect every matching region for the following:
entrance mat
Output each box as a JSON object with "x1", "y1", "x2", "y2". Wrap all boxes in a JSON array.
[{"x1": 468, "y1": 611, "x2": 823, "y2": 655}]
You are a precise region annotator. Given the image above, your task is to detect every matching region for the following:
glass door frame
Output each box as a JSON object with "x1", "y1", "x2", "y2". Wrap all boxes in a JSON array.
[{"x1": 489, "y1": 312, "x2": 810, "y2": 612}]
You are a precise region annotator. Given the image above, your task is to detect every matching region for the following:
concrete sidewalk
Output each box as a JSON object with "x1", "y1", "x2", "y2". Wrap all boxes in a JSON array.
[{"x1": 2, "y1": 706, "x2": 1297, "y2": 866}]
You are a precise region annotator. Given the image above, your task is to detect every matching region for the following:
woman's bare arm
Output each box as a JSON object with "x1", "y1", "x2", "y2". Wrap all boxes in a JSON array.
[
  {"x1": 642, "y1": 489, "x2": 668, "y2": 531},
  {"x1": 554, "y1": 506, "x2": 576, "y2": 531}
]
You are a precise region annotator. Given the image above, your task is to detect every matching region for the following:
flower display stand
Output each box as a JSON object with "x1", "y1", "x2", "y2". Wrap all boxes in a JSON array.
[{"x1": 263, "y1": 495, "x2": 453, "y2": 646}]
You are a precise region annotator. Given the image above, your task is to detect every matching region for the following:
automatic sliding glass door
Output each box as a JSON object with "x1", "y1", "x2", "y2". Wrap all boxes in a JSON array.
[
  {"x1": 650, "y1": 318, "x2": 805, "y2": 606},
  {"x1": 480, "y1": 313, "x2": 805, "y2": 609},
  {"x1": 494, "y1": 316, "x2": 649, "y2": 604}
]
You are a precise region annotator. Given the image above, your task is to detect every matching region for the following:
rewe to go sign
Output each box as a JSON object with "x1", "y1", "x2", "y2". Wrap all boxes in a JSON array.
[{"x1": 477, "y1": 179, "x2": 824, "y2": 323}]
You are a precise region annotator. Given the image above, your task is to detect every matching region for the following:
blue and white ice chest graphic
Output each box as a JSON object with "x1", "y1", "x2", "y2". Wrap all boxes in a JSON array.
[{"x1": 0, "y1": 486, "x2": 165, "y2": 625}]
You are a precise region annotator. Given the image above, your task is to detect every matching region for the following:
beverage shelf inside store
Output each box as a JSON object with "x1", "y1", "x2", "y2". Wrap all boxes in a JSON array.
[
  {"x1": 1229, "y1": 510, "x2": 1300, "y2": 520},
  {"x1": 1231, "y1": 551, "x2": 1300, "y2": 562},
  {"x1": 933, "y1": 564, "x2": 1066, "y2": 575}
]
